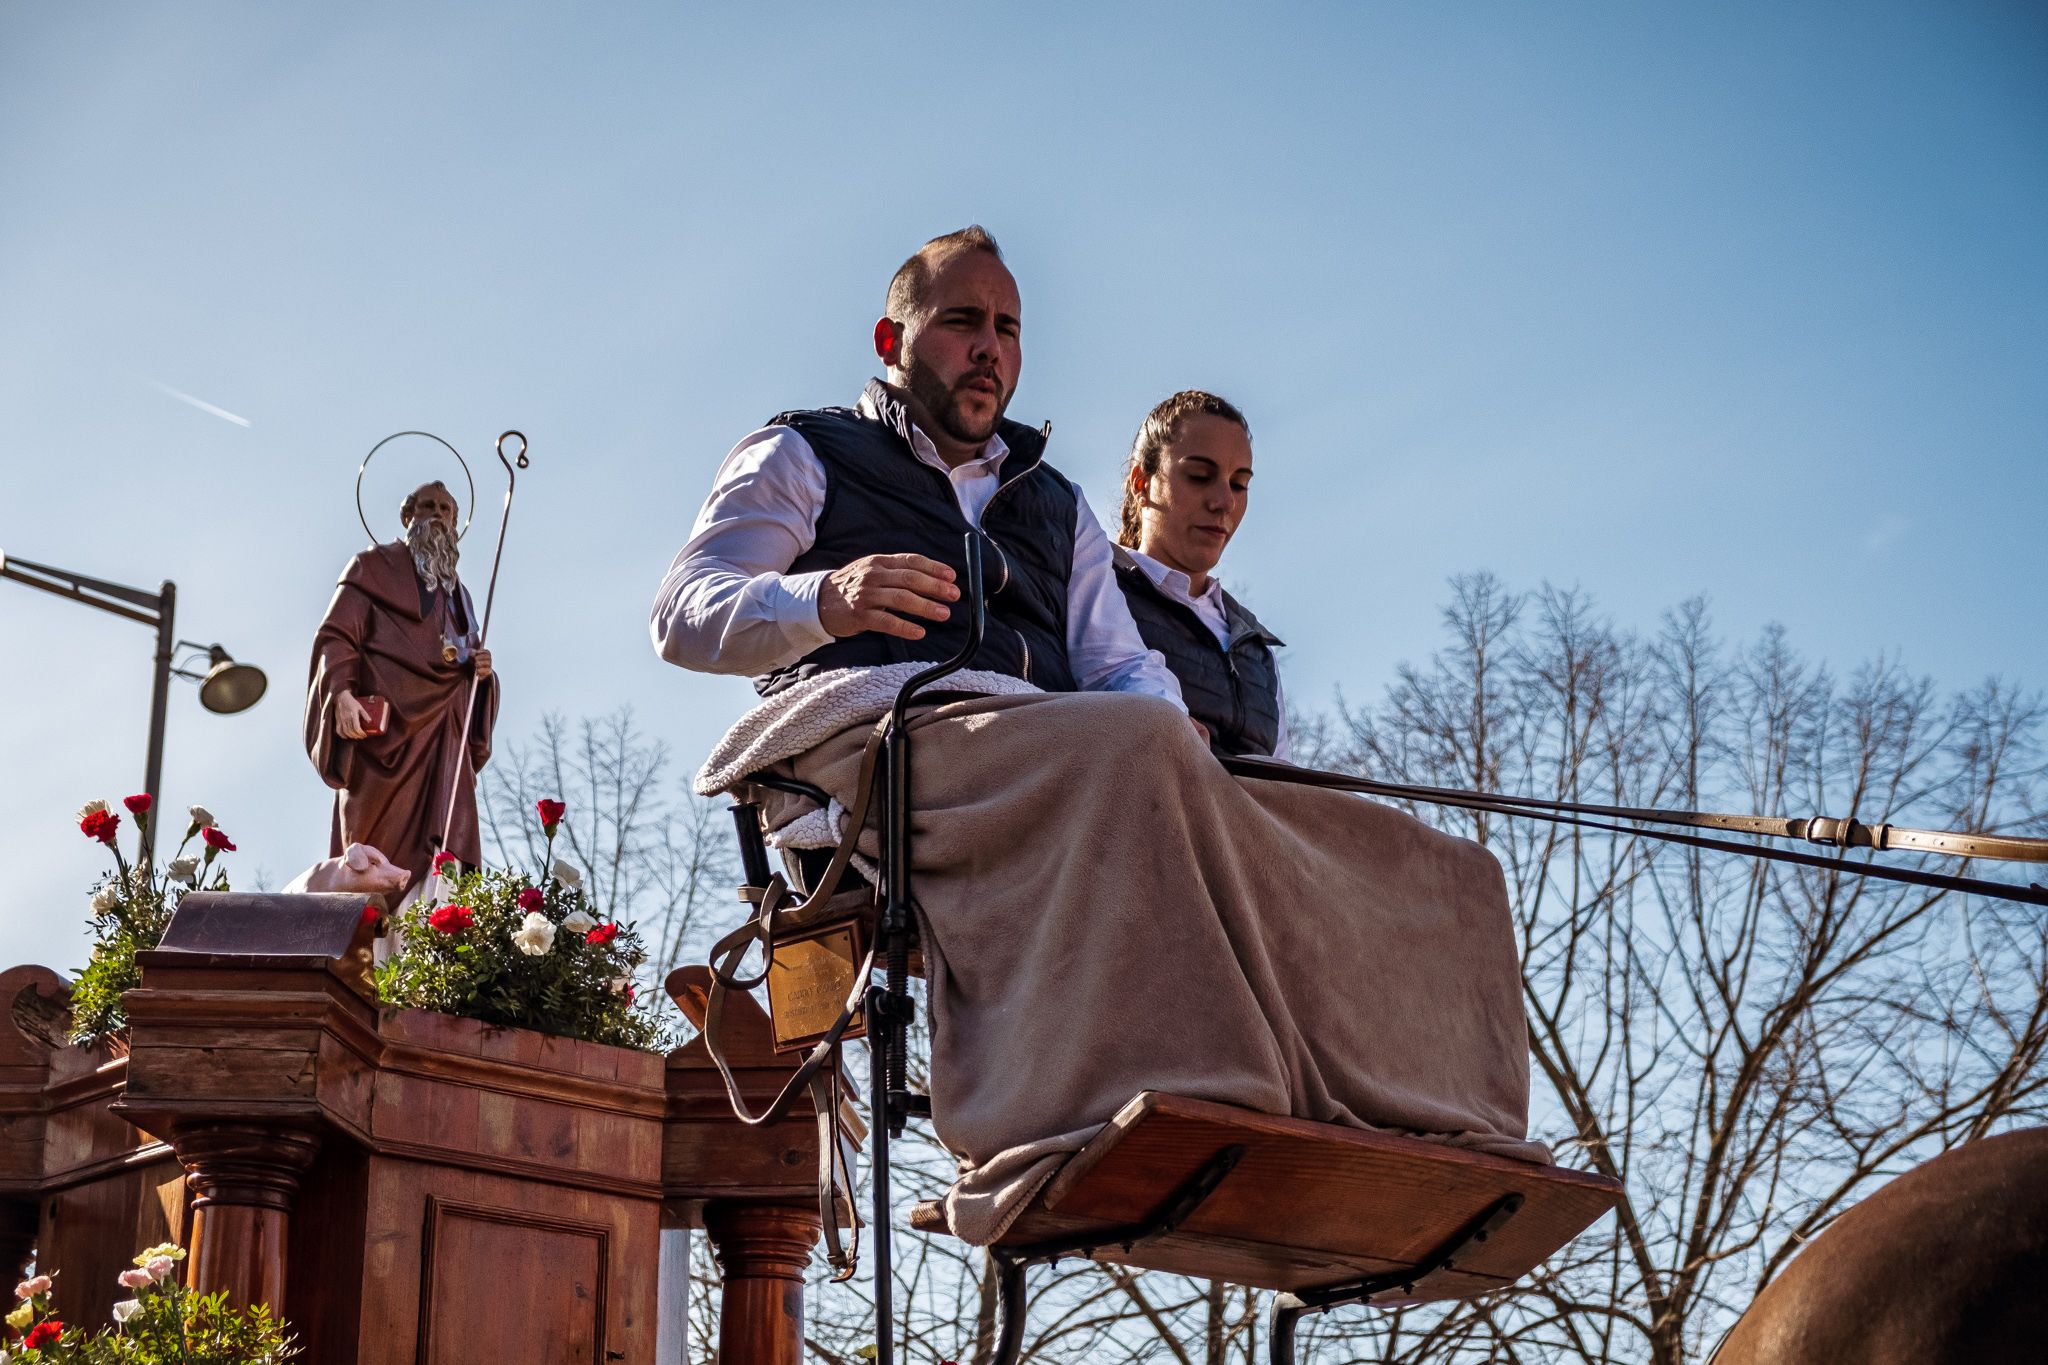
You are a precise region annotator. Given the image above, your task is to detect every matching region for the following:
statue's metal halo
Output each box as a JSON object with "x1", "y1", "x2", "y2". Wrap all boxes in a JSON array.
[{"x1": 355, "y1": 431, "x2": 478, "y2": 544}]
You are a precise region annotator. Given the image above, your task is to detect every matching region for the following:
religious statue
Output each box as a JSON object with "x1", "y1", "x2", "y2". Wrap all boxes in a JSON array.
[{"x1": 305, "y1": 479, "x2": 499, "y2": 897}]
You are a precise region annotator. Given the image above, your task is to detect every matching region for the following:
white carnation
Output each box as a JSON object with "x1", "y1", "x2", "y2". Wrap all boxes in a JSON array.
[
  {"x1": 167, "y1": 856, "x2": 200, "y2": 885},
  {"x1": 187, "y1": 804, "x2": 215, "y2": 830},
  {"x1": 112, "y1": 1297, "x2": 142, "y2": 1324},
  {"x1": 91, "y1": 884, "x2": 122, "y2": 912},
  {"x1": 560, "y1": 910, "x2": 597, "y2": 934},
  {"x1": 550, "y1": 858, "x2": 582, "y2": 890},
  {"x1": 511, "y1": 911, "x2": 557, "y2": 957}
]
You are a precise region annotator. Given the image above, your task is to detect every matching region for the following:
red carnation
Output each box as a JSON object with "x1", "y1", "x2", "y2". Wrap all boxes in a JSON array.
[
  {"x1": 516, "y1": 887, "x2": 544, "y2": 912},
  {"x1": 624, "y1": 984, "x2": 636, "y2": 1004},
  {"x1": 586, "y1": 921, "x2": 619, "y2": 947},
  {"x1": 202, "y1": 826, "x2": 235, "y2": 853},
  {"x1": 536, "y1": 798, "x2": 567, "y2": 835},
  {"x1": 360, "y1": 904, "x2": 382, "y2": 928},
  {"x1": 124, "y1": 793, "x2": 154, "y2": 817},
  {"x1": 24, "y1": 1319, "x2": 63, "y2": 1348},
  {"x1": 427, "y1": 904, "x2": 475, "y2": 934},
  {"x1": 432, "y1": 851, "x2": 459, "y2": 874},
  {"x1": 80, "y1": 809, "x2": 120, "y2": 844}
]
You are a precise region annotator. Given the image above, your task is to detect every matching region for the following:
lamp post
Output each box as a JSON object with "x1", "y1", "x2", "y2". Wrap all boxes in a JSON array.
[{"x1": 0, "y1": 551, "x2": 268, "y2": 862}]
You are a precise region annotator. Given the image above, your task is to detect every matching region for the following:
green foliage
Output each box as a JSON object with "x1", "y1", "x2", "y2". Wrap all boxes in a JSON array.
[
  {"x1": 375, "y1": 851, "x2": 676, "y2": 1053},
  {"x1": 66, "y1": 874, "x2": 175, "y2": 1048},
  {"x1": 68, "y1": 804, "x2": 233, "y2": 1048},
  {"x1": 7, "y1": 1243, "x2": 297, "y2": 1363}
]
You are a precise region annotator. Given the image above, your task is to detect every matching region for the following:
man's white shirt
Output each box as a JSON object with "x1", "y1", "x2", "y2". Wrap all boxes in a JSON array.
[
  {"x1": 650, "y1": 389, "x2": 1186, "y2": 707},
  {"x1": 1120, "y1": 546, "x2": 1292, "y2": 762}
]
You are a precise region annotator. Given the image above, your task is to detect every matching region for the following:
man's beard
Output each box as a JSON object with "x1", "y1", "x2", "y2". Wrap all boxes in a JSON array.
[
  {"x1": 405, "y1": 518, "x2": 461, "y2": 593},
  {"x1": 904, "y1": 353, "x2": 1008, "y2": 447}
]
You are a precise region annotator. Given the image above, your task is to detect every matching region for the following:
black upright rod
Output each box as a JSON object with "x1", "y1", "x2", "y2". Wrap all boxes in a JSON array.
[
  {"x1": 869, "y1": 1006, "x2": 895, "y2": 1365},
  {"x1": 870, "y1": 534, "x2": 986, "y2": 1365},
  {"x1": 140, "y1": 580, "x2": 176, "y2": 865}
]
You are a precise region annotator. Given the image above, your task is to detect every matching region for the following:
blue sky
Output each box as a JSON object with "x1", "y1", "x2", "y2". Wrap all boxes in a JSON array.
[{"x1": 3, "y1": 2, "x2": 2043, "y2": 976}]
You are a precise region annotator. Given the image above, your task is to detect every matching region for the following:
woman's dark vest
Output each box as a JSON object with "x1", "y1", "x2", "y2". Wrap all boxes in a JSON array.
[
  {"x1": 1115, "y1": 555, "x2": 1284, "y2": 757},
  {"x1": 753, "y1": 383, "x2": 1079, "y2": 696}
]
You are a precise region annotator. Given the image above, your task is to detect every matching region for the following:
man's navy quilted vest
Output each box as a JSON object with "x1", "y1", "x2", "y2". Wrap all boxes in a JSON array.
[
  {"x1": 753, "y1": 383, "x2": 1078, "y2": 697},
  {"x1": 1115, "y1": 556, "x2": 1284, "y2": 757}
]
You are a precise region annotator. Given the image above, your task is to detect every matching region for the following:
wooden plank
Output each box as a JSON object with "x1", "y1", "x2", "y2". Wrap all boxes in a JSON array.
[
  {"x1": 418, "y1": 1197, "x2": 607, "y2": 1364},
  {"x1": 920, "y1": 1093, "x2": 1623, "y2": 1299},
  {"x1": 662, "y1": 1119, "x2": 818, "y2": 1200},
  {"x1": 476, "y1": 1088, "x2": 581, "y2": 1166},
  {"x1": 354, "y1": 1153, "x2": 661, "y2": 1365},
  {"x1": 285, "y1": 1142, "x2": 369, "y2": 1365},
  {"x1": 372, "y1": 1069, "x2": 481, "y2": 1151},
  {"x1": 122, "y1": 1042, "x2": 321, "y2": 1102}
]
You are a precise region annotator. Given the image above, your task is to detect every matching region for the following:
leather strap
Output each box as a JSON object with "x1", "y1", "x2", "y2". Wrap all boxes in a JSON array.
[
  {"x1": 1222, "y1": 755, "x2": 2048, "y2": 906},
  {"x1": 701, "y1": 717, "x2": 892, "y2": 1278}
]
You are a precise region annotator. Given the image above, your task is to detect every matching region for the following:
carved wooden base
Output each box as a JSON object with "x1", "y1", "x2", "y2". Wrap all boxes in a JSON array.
[
  {"x1": 0, "y1": 940, "x2": 831, "y2": 1362},
  {"x1": 704, "y1": 1202, "x2": 820, "y2": 1365},
  {"x1": 172, "y1": 1122, "x2": 320, "y2": 1312}
]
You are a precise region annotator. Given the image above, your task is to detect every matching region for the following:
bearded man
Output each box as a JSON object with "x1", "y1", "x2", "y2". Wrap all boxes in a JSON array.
[
  {"x1": 650, "y1": 224, "x2": 1184, "y2": 705},
  {"x1": 306, "y1": 480, "x2": 498, "y2": 896}
]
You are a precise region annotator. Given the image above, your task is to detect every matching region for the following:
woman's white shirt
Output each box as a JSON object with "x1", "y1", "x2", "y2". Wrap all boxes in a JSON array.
[{"x1": 1123, "y1": 548, "x2": 1291, "y2": 762}]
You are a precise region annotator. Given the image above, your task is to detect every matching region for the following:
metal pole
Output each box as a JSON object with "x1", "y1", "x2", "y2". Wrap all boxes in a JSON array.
[
  {"x1": 141, "y1": 580, "x2": 175, "y2": 867},
  {"x1": 437, "y1": 433, "x2": 527, "y2": 857},
  {"x1": 869, "y1": 1021, "x2": 894, "y2": 1365}
]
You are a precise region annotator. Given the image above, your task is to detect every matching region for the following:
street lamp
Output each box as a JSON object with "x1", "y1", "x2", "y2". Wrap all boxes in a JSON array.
[{"x1": 0, "y1": 551, "x2": 268, "y2": 861}]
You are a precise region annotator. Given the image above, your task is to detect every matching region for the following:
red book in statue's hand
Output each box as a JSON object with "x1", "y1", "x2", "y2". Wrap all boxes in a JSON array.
[{"x1": 356, "y1": 695, "x2": 390, "y2": 736}]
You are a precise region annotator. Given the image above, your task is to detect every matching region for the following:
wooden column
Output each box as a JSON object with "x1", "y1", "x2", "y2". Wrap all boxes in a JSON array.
[
  {"x1": 703, "y1": 1202, "x2": 819, "y2": 1365},
  {"x1": 665, "y1": 966, "x2": 834, "y2": 1365},
  {"x1": 172, "y1": 1121, "x2": 320, "y2": 1312}
]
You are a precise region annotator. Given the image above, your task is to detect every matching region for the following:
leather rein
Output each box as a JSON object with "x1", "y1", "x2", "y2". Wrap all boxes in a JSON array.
[{"x1": 1220, "y1": 754, "x2": 2048, "y2": 907}]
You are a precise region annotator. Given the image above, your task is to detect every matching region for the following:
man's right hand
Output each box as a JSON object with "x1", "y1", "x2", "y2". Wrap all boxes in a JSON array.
[
  {"x1": 335, "y1": 690, "x2": 372, "y2": 741},
  {"x1": 818, "y1": 554, "x2": 960, "y2": 641}
]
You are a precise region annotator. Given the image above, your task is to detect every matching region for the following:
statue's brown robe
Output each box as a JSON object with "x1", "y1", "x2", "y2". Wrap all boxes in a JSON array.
[{"x1": 304, "y1": 542, "x2": 498, "y2": 895}]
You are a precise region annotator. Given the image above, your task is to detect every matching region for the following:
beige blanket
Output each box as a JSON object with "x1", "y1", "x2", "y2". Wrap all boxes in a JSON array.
[{"x1": 748, "y1": 687, "x2": 1548, "y2": 1244}]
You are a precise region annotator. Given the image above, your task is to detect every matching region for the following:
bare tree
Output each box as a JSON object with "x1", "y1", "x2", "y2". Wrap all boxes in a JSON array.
[
  {"x1": 479, "y1": 706, "x2": 734, "y2": 985},
  {"x1": 1304, "y1": 576, "x2": 2048, "y2": 1363}
]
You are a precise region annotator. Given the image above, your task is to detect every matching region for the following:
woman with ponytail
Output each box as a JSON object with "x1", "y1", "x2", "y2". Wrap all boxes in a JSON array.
[{"x1": 1113, "y1": 391, "x2": 1289, "y2": 760}]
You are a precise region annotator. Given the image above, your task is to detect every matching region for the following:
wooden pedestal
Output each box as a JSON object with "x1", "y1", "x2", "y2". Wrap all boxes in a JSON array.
[{"x1": 0, "y1": 895, "x2": 832, "y2": 1364}]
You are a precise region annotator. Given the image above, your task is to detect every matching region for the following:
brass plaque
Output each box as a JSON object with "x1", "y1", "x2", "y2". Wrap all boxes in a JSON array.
[{"x1": 767, "y1": 922, "x2": 867, "y2": 1053}]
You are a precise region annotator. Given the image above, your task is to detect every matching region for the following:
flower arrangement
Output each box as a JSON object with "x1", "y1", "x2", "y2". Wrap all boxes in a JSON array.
[
  {"x1": 373, "y1": 799, "x2": 672, "y2": 1052},
  {"x1": 68, "y1": 797, "x2": 235, "y2": 1047},
  {"x1": 5, "y1": 1243, "x2": 296, "y2": 1362}
]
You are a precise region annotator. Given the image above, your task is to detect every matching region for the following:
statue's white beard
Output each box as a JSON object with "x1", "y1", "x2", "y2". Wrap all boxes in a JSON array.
[{"x1": 406, "y1": 519, "x2": 461, "y2": 593}]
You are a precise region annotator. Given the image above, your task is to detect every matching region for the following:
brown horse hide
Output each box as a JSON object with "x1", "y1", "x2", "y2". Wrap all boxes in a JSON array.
[{"x1": 1714, "y1": 1127, "x2": 2048, "y2": 1364}]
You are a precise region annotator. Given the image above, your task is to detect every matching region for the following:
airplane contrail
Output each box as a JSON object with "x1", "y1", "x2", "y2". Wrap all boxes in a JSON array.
[{"x1": 145, "y1": 378, "x2": 251, "y2": 428}]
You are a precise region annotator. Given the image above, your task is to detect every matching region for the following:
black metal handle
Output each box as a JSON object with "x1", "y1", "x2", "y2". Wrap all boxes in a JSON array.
[{"x1": 889, "y1": 534, "x2": 987, "y2": 732}]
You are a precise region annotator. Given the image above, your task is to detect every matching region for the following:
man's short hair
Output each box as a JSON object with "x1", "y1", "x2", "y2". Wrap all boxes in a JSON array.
[
  {"x1": 399, "y1": 481, "x2": 454, "y2": 528},
  {"x1": 885, "y1": 225, "x2": 1005, "y2": 321}
]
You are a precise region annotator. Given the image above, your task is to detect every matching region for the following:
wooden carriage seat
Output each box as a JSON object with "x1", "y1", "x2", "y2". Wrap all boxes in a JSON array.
[{"x1": 911, "y1": 1092, "x2": 1624, "y2": 1304}]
